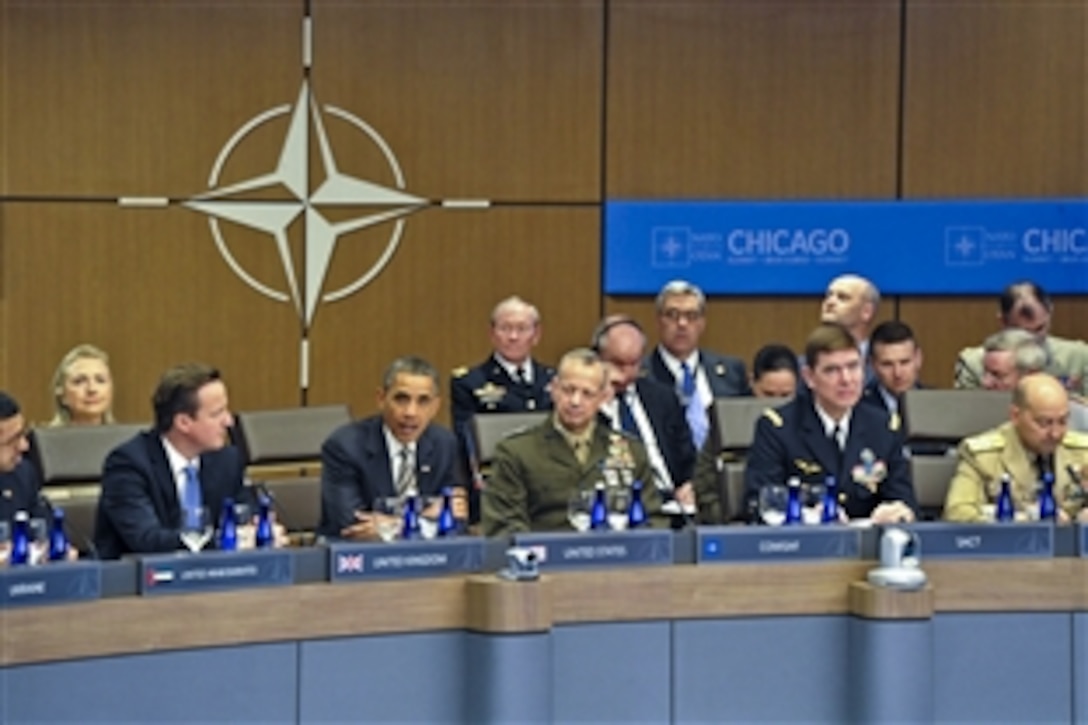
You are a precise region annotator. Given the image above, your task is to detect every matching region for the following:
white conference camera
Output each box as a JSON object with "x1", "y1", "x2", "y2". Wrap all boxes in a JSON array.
[
  {"x1": 499, "y1": 546, "x2": 540, "y2": 581},
  {"x1": 867, "y1": 527, "x2": 927, "y2": 590}
]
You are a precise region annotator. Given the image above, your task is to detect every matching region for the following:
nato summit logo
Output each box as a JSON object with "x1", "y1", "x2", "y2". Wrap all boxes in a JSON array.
[{"x1": 944, "y1": 227, "x2": 985, "y2": 266}]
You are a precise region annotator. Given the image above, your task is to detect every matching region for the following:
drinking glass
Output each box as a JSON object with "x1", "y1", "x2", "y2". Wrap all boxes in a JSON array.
[
  {"x1": 29, "y1": 517, "x2": 49, "y2": 565},
  {"x1": 178, "y1": 506, "x2": 213, "y2": 553},
  {"x1": 0, "y1": 521, "x2": 9, "y2": 566},
  {"x1": 607, "y1": 487, "x2": 631, "y2": 531},
  {"x1": 759, "y1": 484, "x2": 788, "y2": 526},
  {"x1": 567, "y1": 489, "x2": 592, "y2": 533},
  {"x1": 373, "y1": 497, "x2": 403, "y2": 542}
]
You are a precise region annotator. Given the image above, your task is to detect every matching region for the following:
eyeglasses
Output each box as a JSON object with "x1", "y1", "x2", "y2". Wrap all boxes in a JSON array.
[
  {"x1": 494, "y1": 323, "x2": 535, "y2": 336},
  {"x1": 661, "y1": 309, "x2": 702, "y2": 323}
]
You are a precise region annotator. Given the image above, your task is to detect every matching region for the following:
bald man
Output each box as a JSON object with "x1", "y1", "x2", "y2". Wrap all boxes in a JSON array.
[{"x1": 944, "y1": 373, "x2": 1088, "y2": 523}]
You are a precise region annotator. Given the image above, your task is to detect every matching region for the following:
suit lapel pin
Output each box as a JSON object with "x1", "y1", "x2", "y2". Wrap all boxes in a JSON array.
[{"x1": 715, "y1": 364, "x2": 726, "y2": 376}]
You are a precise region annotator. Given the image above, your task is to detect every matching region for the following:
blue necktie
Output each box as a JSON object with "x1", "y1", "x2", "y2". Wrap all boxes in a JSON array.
[
  {"x1": 681, "y1": 362, "x2": 709, "y2": 449},
  {"x1": 182, "y1": 464, "x2": 203, "y2": 528},
  {"x1": 618, "y1": 393, "x2": 641, "y2": 439}
]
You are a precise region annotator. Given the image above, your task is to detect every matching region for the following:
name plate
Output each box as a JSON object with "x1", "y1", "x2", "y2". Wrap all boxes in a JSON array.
[
  {"x1": 329, "y1": 538, "x2": 484, "y2": 582},
  {"x1": 512, "y1": 529, "x2": 673, "y2": 570},
  {"x1": 1080, "y1": 525, "x2": 1088, "y2": 557},
  {"x1": 139, "y1": 549, "x2": 294, "y2": 596},
  {"x1": 908, "y1": 522, "x2": 1053, "y2": 559},
  {"x1": 697, "y1": 526, "x2": 861, "y2": 563},
  {"x1": 0, "y1": 561, "x2": 102, "y2": 608}
]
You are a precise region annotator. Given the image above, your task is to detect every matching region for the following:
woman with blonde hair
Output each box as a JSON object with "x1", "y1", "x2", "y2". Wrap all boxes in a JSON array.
[{"x1": 49, "y1": 344, "x2": 115, "y2": 426}]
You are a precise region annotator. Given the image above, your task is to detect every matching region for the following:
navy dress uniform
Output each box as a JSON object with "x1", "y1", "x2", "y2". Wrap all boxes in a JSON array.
[
  {"x1": 450, "y1": 357, "x2": 555, "y2": 435},
  {"x1": 743, "y1": 396, "x2": 917, "y2": 521}
]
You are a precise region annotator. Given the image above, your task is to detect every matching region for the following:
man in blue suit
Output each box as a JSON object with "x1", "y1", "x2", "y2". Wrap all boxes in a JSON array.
[
  {"x1": 94, "y1": 363, "x2": 253, "y2": 560},
  {"x1": 320, "y1": 356, "x2": 466, "y2": 540},
  {"x1": 745, "y1": 323, "x2": 917, "y2": 524}
]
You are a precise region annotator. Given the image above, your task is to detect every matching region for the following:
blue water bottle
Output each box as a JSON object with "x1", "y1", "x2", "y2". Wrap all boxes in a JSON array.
[
  {"x1": 1038, "y1": 471, "x2": 1056, "y2": 521},
  {"x1": 10, "y1": 510, "x2": 30, "y2": 566},
  {"x1": 402, "y1": 493, "x2": 421, "y2": 539},
  {"x1": 785, "y1": 477, "x2": 802, "y2": 525},
  {"x1": 254, "y1": 494, "x2": 274, "y2": 548},
  {"x1": 590, "y1": 483, "x2": 609, "y2": 530},
  {"x1": 628, "y1": 480, "x2": 648, "y2": 529},
  {"x1": 48, "y1": 507, "x2": 68, "y2": 561},
  {"x1": 821, "y1": 475, "x2": 839, "y2": 524},
  {"x1": 437, "y1": 487, "x2": 457, "y2": 537},
  {"x1": 995, "y1": 473, "x2": 1014, "y2": 522},
  {"x1": 218, "y1": 498, "x2": 238, "y2": 551}
]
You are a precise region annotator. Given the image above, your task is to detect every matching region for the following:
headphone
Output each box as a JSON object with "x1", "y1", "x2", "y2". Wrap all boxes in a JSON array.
[{"x1": 589, "y1": 315, "x2": 645, "y2": 353}]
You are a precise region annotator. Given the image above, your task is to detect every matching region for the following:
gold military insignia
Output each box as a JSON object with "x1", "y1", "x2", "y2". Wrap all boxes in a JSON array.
[
  {"x1": 763, "y1": 408, "x2": 783, "y2": 427},
  {"x1": 474, "y1": 382, "x2": 506, "y2": 405},
  {"x1": 888, "y1": 412, "x2": 900, "y2": 432},
  {"x1": 1063, "y1": 430, "x2": 1088, "y2": 449},
  {"x1": 794, "y1": 459, "x2": 821, "y2": 475},
  {"x1": 452, "y1": 366, "x2": 469, "y2": 379},
  {"x1": 965, "y1": 431, "x2": 1004, "y2": 454}
]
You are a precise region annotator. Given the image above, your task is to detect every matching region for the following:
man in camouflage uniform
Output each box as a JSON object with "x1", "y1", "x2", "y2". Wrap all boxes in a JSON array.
[
  {"x1": 944, "y1": 373, "x2": 1088, "y2": 522},
  {"x1": 482, "y1": 348, "x2": 661, "y2": 536}
]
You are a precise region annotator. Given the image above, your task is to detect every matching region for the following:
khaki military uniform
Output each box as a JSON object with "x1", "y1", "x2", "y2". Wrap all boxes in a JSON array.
[
  {"x1": 954, "y1": 335, "x2": 1088, "y2": 395},
  {"x1": 481, "y1": 416, "x2": 660, "y2": 537},
  {"x1": 943, "y1": 422, "x2": 1088, "y2": 522}
]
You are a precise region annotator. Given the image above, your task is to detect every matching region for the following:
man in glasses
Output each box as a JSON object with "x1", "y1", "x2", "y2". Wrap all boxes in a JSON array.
[{"x1": 744, "y1": 323, "x2": 917, "y2": 524}]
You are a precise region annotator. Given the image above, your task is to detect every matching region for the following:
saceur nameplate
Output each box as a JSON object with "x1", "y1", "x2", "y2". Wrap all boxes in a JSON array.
[
  {"x1": 697, "y1": 526, "x2": 860, "y2": 564},
  {"x1": 908, "y1": 522, "x2": 1053, "y2": 559},
  {"x1": 139, "y1": 549, "x2": 294, "y2": 596},
  {"x1": 512, "y1": 529, "x2": 673, "y2": 570},
  {"x1": 329, "y1": 538, "x2": 484, "y2": 582},
  {"x1": 0, "y1": 561, "x2": 102, "y2": 609}
]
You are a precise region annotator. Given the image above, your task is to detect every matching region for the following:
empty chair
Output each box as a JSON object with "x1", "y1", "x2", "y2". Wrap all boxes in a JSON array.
[
  {"x1": 905, "y1": 389, "x2": 1010, "y2": 444},
  {"x1": 471, "y1": 411, "x2": 549, "y2": 470},
  {"x1": 232, "y1": 404, "x2": 352, "y2": 533},
  {"x1": 29, "y1": 423, "x2": 146, "y2": 552},
  {"x1": 910, "y1": 454, "x2": 960, "y2": 520}
]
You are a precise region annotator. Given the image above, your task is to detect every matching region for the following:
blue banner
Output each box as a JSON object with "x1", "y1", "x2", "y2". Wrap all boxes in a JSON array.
[
  {"x1": 697, "y1": 526, "x2": 860, "y2": 563},
  {"x1": 139, "y1": 550, "x2": 294, "y2": 596},
  {"x1": 329, "y1": 539, "x2": 484, "y2": 581},
  {"x1": 512, "y1": 529, "x2": 673, "y2": 570},
  {"x1": 605, "y1": 199, "x2": 1088, "y2": 295},
  {"x1": 0, "y1": 561, "x2": 102, "y2": 609}
]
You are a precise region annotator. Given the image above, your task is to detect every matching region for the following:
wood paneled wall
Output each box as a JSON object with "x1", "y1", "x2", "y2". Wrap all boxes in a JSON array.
[{"x1": 0, "y1": 0, "x2": 1085, "y2": 426}]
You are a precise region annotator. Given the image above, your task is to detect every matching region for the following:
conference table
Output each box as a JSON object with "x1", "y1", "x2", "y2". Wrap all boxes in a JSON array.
[{"x1": 2, "y1": 525, "x2": 1087, "y2": 724}]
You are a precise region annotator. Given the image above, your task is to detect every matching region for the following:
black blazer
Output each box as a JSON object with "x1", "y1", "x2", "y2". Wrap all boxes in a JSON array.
[
  {"x1": 93, "y1": 431, "x2": 246, "y2": 560},
  {"x1": 629, "y1": 377, "x2": 697, "y2": 487},
  {"x1": 450, "y1": 356, "x2": 555, "y2": 435},
  {"x1": 644, "y1": 347, "x2": 751, "y2": 399},
  {"x1": 0, "y1": 459, "x2": 50, "y2": 525},
  {"x1": 319, "y1": 415, "x2": 465, "y2": 537}
]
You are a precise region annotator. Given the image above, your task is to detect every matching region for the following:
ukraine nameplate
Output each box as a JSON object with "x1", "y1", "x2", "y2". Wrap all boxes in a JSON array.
[
  {"x1": 697, "y1": 526, "x2": 861, "y2": 564},
  {"x1": 0, "y1": 561, "x2": 102, "y2": 608},
  {"x1": 329, "y1": 538, "x2": 484, "y2": 582},
  {"x1": 907, "y1": 522, "x2": 1053, "y2": 559},
  {"x1": 139, "y1": 549, "x2": 294, "y2": 596},
  {"x1": 512, "y1": 529, "x2": 673, "y2": 570}
]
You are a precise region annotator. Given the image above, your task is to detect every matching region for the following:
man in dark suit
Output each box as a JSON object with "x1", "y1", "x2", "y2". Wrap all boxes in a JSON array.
[
  {"x1": 94, "y1": 364, "x2": 256, "y2": 560},
  {"x1": 594, "y1": 315, "x2": 696, "y2": 505},
  {"x1": 745, "y1": 323, "x2": 917, "y2": 523},
  {"x1": 0, "y1": 392, "x2": 51, "y2": 526},
  {"x1": 320, "y1": 356, "x2": 466, "y2": 540},
  {"x1": 860, "y1": 321, "x2": 924, "y2": 424},
  {"x1": 643, "y1": 281, "x2": 750, "y2": 450}
]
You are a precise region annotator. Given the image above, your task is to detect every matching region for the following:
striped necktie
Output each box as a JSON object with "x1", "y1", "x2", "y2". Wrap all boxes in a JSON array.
[{"x1": 681, "y1": 362, "x2": 708, "y2": 449}]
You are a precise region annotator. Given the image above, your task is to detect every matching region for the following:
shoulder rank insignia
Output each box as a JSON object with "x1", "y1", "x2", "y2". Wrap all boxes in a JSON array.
[
  {"x1": 965, "y1": 431, "x2": 1004, "y2": 454},
  {"x1": 888, "y1": 412, "x2": 901, "y2": 432},
  {"x1": 762, "y1": 408, "x2": 783, "y2": 427},
  {"x1": 1063, "y1": 430, "x2": 1088, "y2": 449},
  {"x1": 452, "y1": 366, "x2": 469, "y2": 379},
  {"x1": 474, "y1": 382, "x2": 506, "y2": 405}
]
